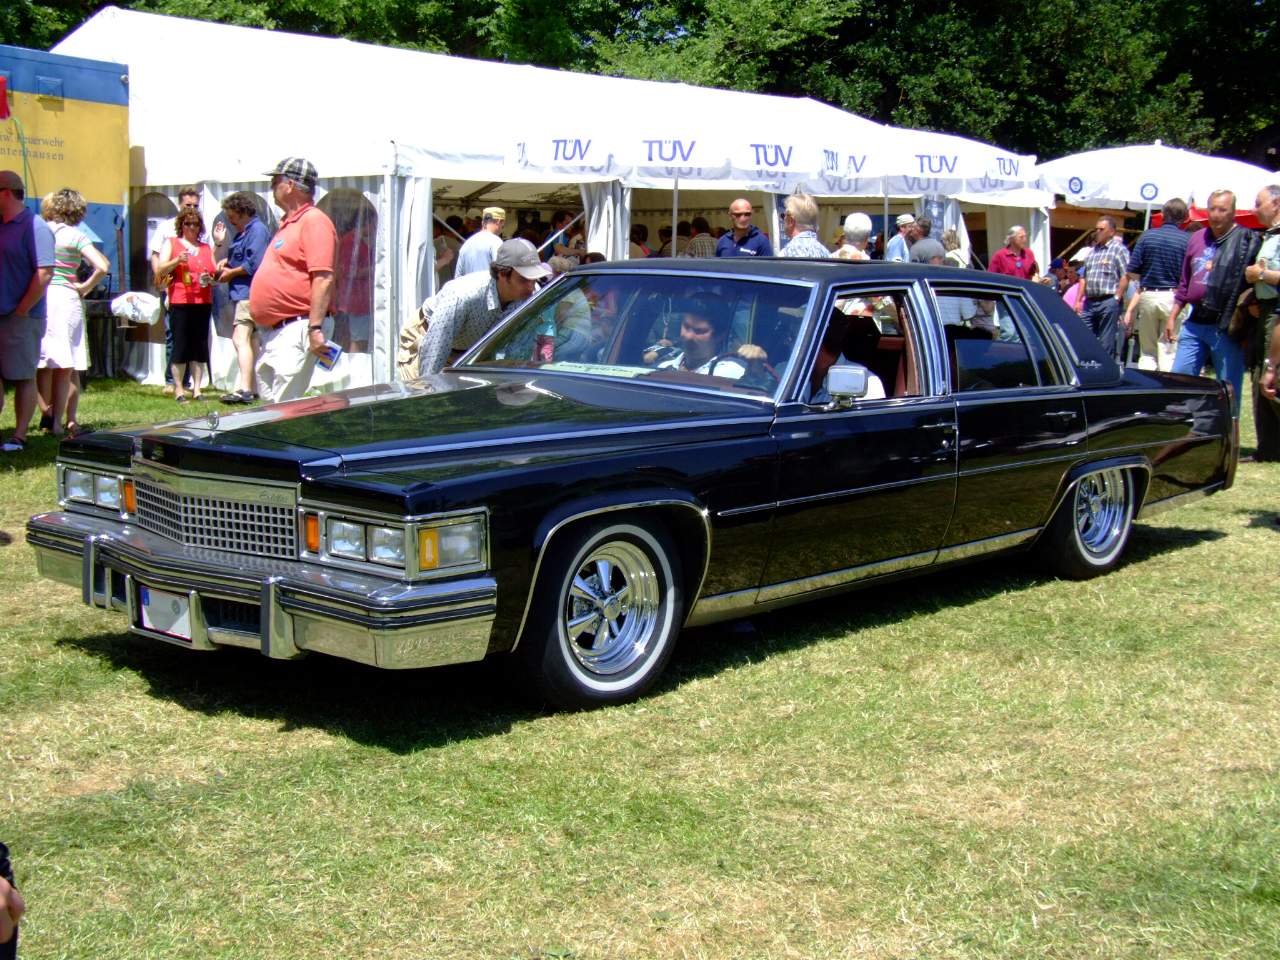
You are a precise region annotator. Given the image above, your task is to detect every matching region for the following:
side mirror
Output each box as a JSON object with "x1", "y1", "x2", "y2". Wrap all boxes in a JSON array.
[{"x1": 825, "y1": 362, "x2": 870, "y2": 407}]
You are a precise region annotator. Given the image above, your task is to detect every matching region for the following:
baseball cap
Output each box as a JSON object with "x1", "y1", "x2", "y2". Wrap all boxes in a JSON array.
[
  {"x1": 0, "y1": 170, "x2": 24, "y2": 192},
  {"x1": 264, "y1": 157, "x2": 318, "y2": 192},
  {"x1": 895, "y1": 213, "x2": 916, "y2": 227},
  {"x1": 482, "y1": 206, "x2": 507, "y2": 222},
  {"x1": 494, "y1": 238, "x2": 552, "y2": 279}
]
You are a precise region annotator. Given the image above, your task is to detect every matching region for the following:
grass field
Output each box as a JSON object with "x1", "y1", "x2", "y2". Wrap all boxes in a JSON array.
[{"x1": 1, "y1": 379, "x2": 1278, "y2": 959}]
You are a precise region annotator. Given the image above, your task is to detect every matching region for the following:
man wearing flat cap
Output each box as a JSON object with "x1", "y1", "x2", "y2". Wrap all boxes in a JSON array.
[
  {"x1": 454, "y1": 206, "x2": 506, "y2": 278},
  {"x1": 399, "y1": 237, "x2": 550, "y2": 378},
  {"x1": 249, "y1": 157, "x2": 338, "y2": 402},
  {"x1": 885, "y1": 213, "x2": 917, "y2": 263},
  {"x1": 0, "y1": 170, "x2": 55, "y2": 452}
]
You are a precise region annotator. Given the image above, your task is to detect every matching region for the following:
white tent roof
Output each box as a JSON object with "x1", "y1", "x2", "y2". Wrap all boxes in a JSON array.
[
  {"x1": 1038, "y1": 141, "x2": 1274, "y2": 209},
  {"x1": 56, "y1": 6, "x2": 1047, "y2": 204}
]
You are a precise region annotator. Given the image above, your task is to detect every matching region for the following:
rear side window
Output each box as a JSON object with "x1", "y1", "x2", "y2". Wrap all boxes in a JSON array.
[{"x1": 933, "y1": 288, "x2": 1061, "y2": 392}]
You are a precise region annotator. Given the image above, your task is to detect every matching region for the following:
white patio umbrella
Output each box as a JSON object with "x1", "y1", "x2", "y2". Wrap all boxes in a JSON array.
[{"x1": 1037, "y1": 141, "x2": 1275, "y2": 210}]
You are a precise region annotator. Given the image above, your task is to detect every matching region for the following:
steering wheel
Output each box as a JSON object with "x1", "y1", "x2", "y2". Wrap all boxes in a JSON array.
[{"x1": 704, "y1": 352, "x2": 779, "y2": 391}]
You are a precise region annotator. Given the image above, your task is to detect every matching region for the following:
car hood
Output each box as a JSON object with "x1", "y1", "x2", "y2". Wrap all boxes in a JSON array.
[{"x1": 113, "y1": 370, "x2": 774, "y2": 481}]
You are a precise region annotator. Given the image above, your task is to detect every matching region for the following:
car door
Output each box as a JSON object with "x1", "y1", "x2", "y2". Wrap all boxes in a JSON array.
[
  {"x1": 760, "y1": 281, "x2": 958, "y2": 601},
  {"x1": 929, "y1": 281, "x2": 1086, "y2": 552}
]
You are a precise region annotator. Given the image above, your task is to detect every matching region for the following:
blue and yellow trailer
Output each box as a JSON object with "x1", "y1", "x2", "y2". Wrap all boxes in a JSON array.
[{"x1": 0, "y1": 44, "x2": 129, "y2": 292}]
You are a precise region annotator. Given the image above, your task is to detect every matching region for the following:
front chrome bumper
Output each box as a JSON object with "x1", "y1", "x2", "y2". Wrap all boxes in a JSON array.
[{"x1": 27, "y1": 511, "x2": 496, "y2": 669}]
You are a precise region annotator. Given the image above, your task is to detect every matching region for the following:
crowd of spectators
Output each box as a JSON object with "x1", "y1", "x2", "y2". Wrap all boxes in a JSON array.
[{"x1": 3, "y1": 169, "x2": 1279, "y2": 454}]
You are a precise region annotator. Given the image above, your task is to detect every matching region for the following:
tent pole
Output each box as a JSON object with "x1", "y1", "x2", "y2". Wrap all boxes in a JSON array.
[
  {"x1": 1144, "y1": 203, "x2": 1152, "y2": 230},
  {"x1": 882, "y1": 183, "x2": 889, "y2": 259},
  {"x1": 672, "y1": 174, "x2": 679, "y2": 256}
]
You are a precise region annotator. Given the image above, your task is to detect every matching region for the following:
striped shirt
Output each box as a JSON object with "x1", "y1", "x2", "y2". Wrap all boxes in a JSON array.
[{"x1": 1126, "y1": 224, "x2": 1189, "y2": 290}]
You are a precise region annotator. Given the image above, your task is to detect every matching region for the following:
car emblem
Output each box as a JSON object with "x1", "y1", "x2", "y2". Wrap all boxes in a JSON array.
[{"x1": 207, "y1": 410, "x2": 220, "y2": 430}]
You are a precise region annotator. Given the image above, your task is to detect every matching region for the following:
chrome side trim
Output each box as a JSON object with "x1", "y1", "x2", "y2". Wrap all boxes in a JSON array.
[
  {"x1": 1137, "y1": 483, "x2": 1222, "y2": 519},
  {"x1": 776, "y1": 472, "x2": 944, "y2": 510},
  {"x1": 756, "y1": 548, "x2": 937, "y2": 604},
  {"x1": 718, "y1": 502, "x2": 775, "y2": 518},
  {"x1": 684, "y1": 587, "x2": 758, "y2": 627},
  {"x1": 509, "y1": 499, "x2": 713, "y2": 652},
  {"x1": 935, "y1": 528, "x2": 1040, "y2": 563}
]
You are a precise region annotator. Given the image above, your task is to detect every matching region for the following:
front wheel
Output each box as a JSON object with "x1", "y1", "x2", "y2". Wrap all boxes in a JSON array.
[
  {"x1": 518, "y1": 519, "x2": 683, "y2": 709},
  {"x1": 1038, "y1": 467, "x2": 1136, "y2": 579}
]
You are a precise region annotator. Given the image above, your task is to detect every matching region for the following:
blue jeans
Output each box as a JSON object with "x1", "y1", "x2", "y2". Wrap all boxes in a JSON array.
[
  {"x1": 1172, "y1": 319, "x2": 1244, "y2": 417},
  {"x1": 1082, "y1": 296, "x2": 1120, "y2": 359}
]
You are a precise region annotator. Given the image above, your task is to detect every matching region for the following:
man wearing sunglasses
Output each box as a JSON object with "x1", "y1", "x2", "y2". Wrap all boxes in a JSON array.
[{"x1": 715, "y1": 199, "x2": 773, "y2": 258}]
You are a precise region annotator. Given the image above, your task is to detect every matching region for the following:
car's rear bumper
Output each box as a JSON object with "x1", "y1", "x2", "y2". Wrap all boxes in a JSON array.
[{"x1": 26, "y1": 511, "x2": 495, "y2": 669}]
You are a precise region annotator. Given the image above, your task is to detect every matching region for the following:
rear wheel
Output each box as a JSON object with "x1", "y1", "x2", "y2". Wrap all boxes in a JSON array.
[
  {"x1": 518, "y1": 519, "x2": 683, "y2": 709},
  {"x1": 1039, "y1": 468, "x2": 1136, "y2": 579}
]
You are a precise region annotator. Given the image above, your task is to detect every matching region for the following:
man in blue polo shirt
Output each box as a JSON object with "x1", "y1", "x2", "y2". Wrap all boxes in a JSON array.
[
  {"x1": 216, "y1": 191, "x2": 272, "y2": 403},
  {"x1": 1122, "y1": 197, "x2": 1191, "y2": 370},
  {"x1": 0, "y1": 170, "x2": 54, "y2": 452},
  {"x1": 716, "y1": 198, "x2": 773, "y2": 257}
]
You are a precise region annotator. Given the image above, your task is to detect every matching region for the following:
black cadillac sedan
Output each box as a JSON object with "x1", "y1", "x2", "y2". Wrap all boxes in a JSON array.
[{"x1": 27, "y1": 260, "x2": 1236, "y2": 708}]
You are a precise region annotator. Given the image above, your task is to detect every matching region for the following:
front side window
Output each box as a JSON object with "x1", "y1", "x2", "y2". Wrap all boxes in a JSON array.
[
  {"x1": 468, "y1": 273, "x2": 812, "y2": 398},
  {"x1": 933, "y1": 288, "x2": 1060, "y2": 391}
]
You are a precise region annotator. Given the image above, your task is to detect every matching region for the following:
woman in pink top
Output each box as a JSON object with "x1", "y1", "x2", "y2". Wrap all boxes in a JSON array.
[
  {"x1": 37, "y1": 188, "x2": 109, "y2": 437},
  {"x1": 156, "y1": 209, "x2": 217, "y2": 402}
]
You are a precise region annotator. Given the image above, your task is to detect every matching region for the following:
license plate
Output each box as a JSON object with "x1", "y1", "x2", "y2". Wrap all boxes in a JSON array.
[{"x1": 139, "y1": 585, "x2": 192, "y2": 639}]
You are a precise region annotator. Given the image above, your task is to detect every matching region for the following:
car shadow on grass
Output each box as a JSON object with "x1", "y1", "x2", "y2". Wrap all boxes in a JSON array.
[
  {"x1": 63, "y1": 630, "x2": 538, "y2": 751},
  {"x1": 59, "y1": 524, "x2": 1224, "y2": 749},
  {"x1": 662, "y1": 522, "x2": 1227, "y2": 691}
]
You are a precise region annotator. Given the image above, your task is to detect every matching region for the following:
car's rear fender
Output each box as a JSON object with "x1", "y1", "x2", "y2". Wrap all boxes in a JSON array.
[{"x1": 1036, "y1": 455, "x2": 1153, "y2": 535}]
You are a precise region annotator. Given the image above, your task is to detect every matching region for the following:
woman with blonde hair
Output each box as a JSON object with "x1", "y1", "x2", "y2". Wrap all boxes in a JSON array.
[{"x1": 38, "y1": 188, "x2": 109, "y2": 437}]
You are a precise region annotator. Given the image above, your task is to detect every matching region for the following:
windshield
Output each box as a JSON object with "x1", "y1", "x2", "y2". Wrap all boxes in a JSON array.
[{"x1": 467, "y1": 272, "x2": 813, "y2": 399}]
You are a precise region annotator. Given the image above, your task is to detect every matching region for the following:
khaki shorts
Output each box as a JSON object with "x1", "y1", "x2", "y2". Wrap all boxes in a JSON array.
[
  {"x1": 0, "y1": 313, "x2": 47, "y2": 381},
  {"x1": 232, "y1": 300, "x2": 255, "y2": 329}
]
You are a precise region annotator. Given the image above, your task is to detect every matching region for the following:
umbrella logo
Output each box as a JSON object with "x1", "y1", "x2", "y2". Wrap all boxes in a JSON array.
[
  {"x1": 1140, "y1": 182, "x2": 1159, "y2": 201},
  {"x1": 1068, "y1": 176, "x2": 1084, "y2": 194}
]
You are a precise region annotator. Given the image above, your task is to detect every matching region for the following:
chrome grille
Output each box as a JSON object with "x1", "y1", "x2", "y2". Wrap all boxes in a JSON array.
[{"x1": 134, "y1": 477, "x2": 297, "y2": 559}]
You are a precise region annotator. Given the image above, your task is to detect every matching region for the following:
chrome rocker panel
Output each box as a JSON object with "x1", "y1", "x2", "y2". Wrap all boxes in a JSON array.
[{"x1": 27, "y1": 510, "x2": 495, "y2": 670}]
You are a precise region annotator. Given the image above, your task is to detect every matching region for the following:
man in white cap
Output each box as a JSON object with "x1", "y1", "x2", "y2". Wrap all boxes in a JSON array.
[
  {"x1": 454, "y1": 206, "x2": 506, "y2": 277},
  {"x1": 249, "y1": 157, "x2": 338, "y2": 402},
  {"x1": 0, "y1": 170, "x2": 54, "y2": 452},
  {"x1": 399, "y1": 237, "x2": 551, "y2": 378},
  {"x1": 885, "y1": 213, "x2": 917, "y2": 263}
]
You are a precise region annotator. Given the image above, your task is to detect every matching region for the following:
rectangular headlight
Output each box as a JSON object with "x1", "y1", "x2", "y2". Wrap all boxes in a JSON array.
[
  {"x1": 95, "y1": 474, "x2": 122, "y2": 509},
  {"x1": 64, "y1": 468, "x2": 94, "y2": 502},
  {"x1": 418, "y1": 518, "x2": 484, "y2": 572},
  {"x1": 368, "y1": 526, "x2": 405, "y2": 566},
  {"x1": 327, "y1": 519, "x2": 366, "y2": 560}
]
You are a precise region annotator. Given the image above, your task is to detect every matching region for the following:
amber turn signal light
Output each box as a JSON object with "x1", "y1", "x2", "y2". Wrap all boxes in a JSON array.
[
  {"x1": 304, "y1": 513, "x2": 320, "y2": 553},
  {"x1": 122, "y1": 479, "x2": 137, "y2": 515}
]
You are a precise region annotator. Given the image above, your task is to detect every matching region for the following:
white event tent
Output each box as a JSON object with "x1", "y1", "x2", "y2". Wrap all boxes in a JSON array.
[
  {"x1": 1038, "y1": 141, "x2": 1275, "y2": 215},
  {"x1": 55, "y1": 6, "x2": 1050, "y2": 390}
]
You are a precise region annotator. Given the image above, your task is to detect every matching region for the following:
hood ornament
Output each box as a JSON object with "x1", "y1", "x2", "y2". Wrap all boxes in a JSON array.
[{"x1": 207, "y1": 410, "x2": 220, "y2": 430}]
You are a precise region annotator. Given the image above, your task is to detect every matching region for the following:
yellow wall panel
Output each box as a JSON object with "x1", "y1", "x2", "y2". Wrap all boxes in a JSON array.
[{"x1": 0, "y1": 92, "x2": 128, "y2": 204}]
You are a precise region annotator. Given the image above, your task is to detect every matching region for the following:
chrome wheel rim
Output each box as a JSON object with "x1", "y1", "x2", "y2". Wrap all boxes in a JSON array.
[
  {"x1": 1074, "y1": 469, "x2": 1131, "y2": 559},
  {"x1": 562, "y1": 540, "x2": 661, "y2": 676}
]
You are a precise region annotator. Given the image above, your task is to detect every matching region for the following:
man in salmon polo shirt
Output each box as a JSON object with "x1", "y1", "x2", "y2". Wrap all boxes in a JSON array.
[{"x1": 249, "y1": 157, "x2": 337, "y2": 402}]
